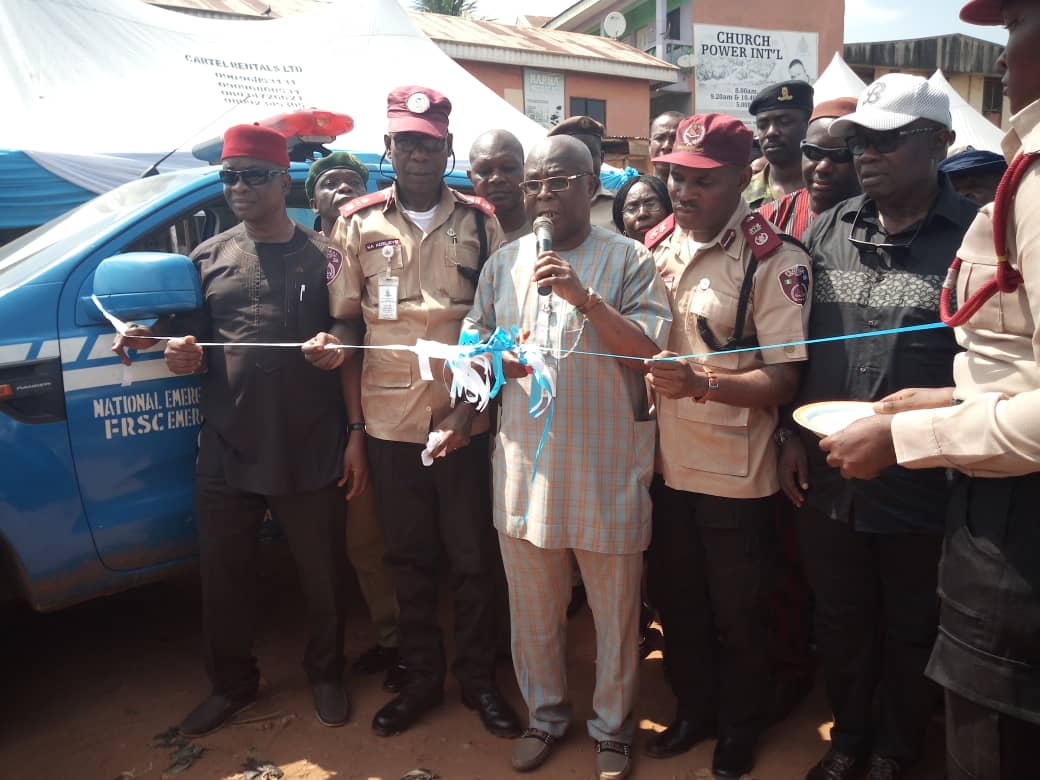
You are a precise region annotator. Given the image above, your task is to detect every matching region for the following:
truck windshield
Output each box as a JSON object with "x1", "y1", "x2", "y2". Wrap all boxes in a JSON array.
[{"x1": 0, "y1": 169, "x2": 210, "y2": 292}]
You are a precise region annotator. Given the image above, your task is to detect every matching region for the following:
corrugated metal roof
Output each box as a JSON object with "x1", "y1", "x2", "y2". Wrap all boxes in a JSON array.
[{"x1": 412, "y1": 12, "x2": 677, "y2": 74}]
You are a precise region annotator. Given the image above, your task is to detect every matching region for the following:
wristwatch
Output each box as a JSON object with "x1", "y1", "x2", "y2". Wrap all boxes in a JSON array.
[
  {"x1": 576, "y1": 288, "x2": 603, "y2": 315},
  {"x1": 773, "y1": 426, "x2": 797, "y2": 447},
  {"x1": 347, "y1": 422, "x2": 366, "y2": 434},
  {"x1": 691, "y1": 366, "x2": 719, "y2": 403}
]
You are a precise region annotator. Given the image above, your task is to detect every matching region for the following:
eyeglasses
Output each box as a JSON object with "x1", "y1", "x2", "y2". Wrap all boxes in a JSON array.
[
  {"x1": 800, "y1": 141, "x2": 854, "y2": 164},
  {"x1": 622, "y1": 197, "x2": 665, "y2": 216},
  {"x1": 846, "y1": 201, "x2": 927, "y2": 253},
  {"x1": 391, "y1": 134, "x2": 447, "y2": 154},
  {"x1": 218, "y1": 168, "x2": 288, "y2": 186},
  {"x1": 845, "y1": 126, "x2": 940, "y2": 156},
  {"x1": 519, "y1": 173, "x2": 591, "y2": 196}
]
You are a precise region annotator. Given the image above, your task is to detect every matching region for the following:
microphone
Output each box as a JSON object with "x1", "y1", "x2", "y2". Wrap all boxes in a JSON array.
[{"x1": 533, "y1": 216, "x2": 553, "y2": 296}]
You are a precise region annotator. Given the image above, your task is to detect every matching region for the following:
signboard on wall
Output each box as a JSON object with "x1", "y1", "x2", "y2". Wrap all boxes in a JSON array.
[
  {"x1": 693, "y1": 24, "x2": 818, "y2": 124},
  {"x1": 523, "y1": 69, "x2": 565, "y2": 129}
]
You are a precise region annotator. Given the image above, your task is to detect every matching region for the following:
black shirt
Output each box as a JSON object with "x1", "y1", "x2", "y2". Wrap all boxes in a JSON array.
[
  {"x1": 796, "y1": 176, "x2": 978, "y2": 533},
  {"x1": 166, "y1": 223, "x2": 345, "y2": 496}
]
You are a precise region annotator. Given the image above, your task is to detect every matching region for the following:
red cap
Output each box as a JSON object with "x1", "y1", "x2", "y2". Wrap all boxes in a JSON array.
[
  {"x1": 810, "y1": 97, "x2": 858, "y2": 124},
  {"x1": 387, "y1": 86, "x2": 451, "y2": 138},
  {"x1": 960, "y1": 0, "x2": 1003, "y2": 25},
  {"x1": 221, "y1": 123, "x2": 290, "y2": 168},
  {"x1": 651, "y1": 114, "x2": 753, "y2": 169}
]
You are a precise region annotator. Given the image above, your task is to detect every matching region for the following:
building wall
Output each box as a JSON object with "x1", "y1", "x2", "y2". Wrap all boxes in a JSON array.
[
  {"x1": 699, "y1": 0, "x2": 842, "y2": 59},
  {"x1": 691, "y1": 0, "x2": 845, "y2": 84},
  {"x1": 564, "y1": 71, "x2": 649, "y2": 136},
  {"x1": 454, "y1": 61, "x2": 525, "y2": 113},
  {"x1": 455, "y1": 60, "x2": 652, "y2": 137}
]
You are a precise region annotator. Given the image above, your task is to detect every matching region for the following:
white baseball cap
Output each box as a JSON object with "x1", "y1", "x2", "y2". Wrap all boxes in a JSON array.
[{"x1": 830, "y1": 73, "x2": 953, "y2": 137}]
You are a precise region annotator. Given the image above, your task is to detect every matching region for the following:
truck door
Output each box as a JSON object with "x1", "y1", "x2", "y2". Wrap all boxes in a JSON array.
[{"x1": 56, "y1": 187, "x2": 232, "y2": 571}]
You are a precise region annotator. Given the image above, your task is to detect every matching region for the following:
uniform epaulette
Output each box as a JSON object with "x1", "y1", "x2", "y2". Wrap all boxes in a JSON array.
[
  {"x1": 453, "y1": 191, "x2": 496, "y2": 216},
  {"x1": 644, "y1": 213, "x2": 675, "y2": 250},
  {"x1": 338, "y1": 189, "x2": 392, "y2": 219},
  {"x1": 740, "y1": 212, "x2": 783, "y2": 260}
]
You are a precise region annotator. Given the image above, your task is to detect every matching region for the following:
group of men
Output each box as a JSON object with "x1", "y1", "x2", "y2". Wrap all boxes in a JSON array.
[{"x1": 112, "y1": 1, "x2": 1039, "y2": 778}]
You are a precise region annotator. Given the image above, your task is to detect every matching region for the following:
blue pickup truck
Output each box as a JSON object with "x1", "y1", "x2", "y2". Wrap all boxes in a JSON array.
[{"x1": 0, "y1": 158, "x2": 473, "y2": 612}]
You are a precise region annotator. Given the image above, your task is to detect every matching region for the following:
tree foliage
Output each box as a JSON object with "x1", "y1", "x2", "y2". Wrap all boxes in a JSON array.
[{"x1": 412, "y1": 0, "x2": 480, "y2": 17}]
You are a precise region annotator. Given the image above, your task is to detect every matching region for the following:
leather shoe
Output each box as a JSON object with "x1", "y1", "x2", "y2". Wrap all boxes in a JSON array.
[
  {"x1": 806, "y1": 748, "x2": 865, "y2": 780},
  {"x1": 372, "y1": 688, "x2": 443, "y2": 736},
  {"x1": 866, "y1": 755, "x2": 903, "y2": 780},
  {"x1": 382, "y1": 661, "x2": 410, "y2": 693},
  {"x1": 595, "y1": 740, "x2": 632, "y2": 780},
  {"x1": 512, "y1": 728, "x2": 560, "y2": 772},
  {"x1": 178, "y1": 693, "x2": 255, "y2": 737},
  {"x1": 311, "y1": 680, "x2": 349, "y2": 727},
  {"x1": 352, "y1": 644, "x2": 399, "y2": 675},
  {"x1": 712, "y1": 735, "x2": 756, "y2": 778},
  {"x1": 462, "y1": 687, "x2": 522, "y2": 738},
  {"x1": 643, "y1": 718, "x2": 715, "y2": 759}
]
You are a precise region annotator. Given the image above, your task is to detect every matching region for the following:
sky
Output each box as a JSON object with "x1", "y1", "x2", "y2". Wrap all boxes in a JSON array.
[{"x1": 398, "y1": 0, "x2": 1007, "y2": 46}]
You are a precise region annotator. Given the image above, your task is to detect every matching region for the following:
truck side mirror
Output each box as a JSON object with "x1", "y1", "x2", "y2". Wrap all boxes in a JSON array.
[{"x1": 84, "y1": 252, "x2": 202, "y2": 324}]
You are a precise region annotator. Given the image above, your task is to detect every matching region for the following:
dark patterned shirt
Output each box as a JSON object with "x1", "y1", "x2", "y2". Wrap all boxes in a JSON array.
[
  {"x1": 796, "y1": 176, "x2": 978, "y2": 533},
  {"x1": 162, "y1": 223, "x2": 346, "y2": 496}
]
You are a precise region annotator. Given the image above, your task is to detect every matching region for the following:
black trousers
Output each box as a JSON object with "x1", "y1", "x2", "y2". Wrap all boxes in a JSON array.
[
  {"x1": 797, "y1": 505, "x2": 941, "y2": 761},
  {"x1": 195, "y1": 473, "x2": 346, "y2": 700},
  {"x1": 367, "y1": 433, "x2": 498, "y2": 694},
  {"x1": 768, "y1": 494, "x2": 814, "y2": 681},
  {"x1": 945, "y1": 688, "x2": 1040, "y2": 780},
  {"x1": 648, "y1": 478, "x2": 774, "y2": 740}
]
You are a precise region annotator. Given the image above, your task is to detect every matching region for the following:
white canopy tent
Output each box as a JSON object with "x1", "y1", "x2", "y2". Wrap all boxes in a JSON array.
[
  {"x1": 0, "y1": 0, "x2": 547, "y2": 194},
  {"x1": 928, "y1": 70, "x2": 1005, "y2": 153},
  {"x1": 812, "y1": 53, "x2": 867, "y2": 105}
]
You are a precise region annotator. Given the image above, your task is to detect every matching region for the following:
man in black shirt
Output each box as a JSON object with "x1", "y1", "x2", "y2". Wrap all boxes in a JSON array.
[
  {"x1": 776, "y1": 75, "x2": 978, "y2": 780},
  {"x1": 115, "y1": 125, "x2": 353, "y2": 736}
]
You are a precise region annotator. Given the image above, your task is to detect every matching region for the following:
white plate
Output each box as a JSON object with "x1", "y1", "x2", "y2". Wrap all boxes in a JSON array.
[{"x1": 793, "y1": 401, "x2": 876, "y2": 438}]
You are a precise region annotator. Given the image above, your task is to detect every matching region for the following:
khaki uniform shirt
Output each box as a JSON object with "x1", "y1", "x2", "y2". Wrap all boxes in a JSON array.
[
  {"x1": 892, "y1": 99, "x2": 1040, "y2": 477},
  {"x1": 328, "y1": 184, "x2": 503, "y2": 445},
  {"x1": 652, "y1": 201, "x2": 812, "y2": 499}
]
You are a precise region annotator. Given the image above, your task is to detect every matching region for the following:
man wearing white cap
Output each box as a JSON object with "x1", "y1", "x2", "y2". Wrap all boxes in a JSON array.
[
  {"x1": 775, "y1": 73, "x2": 978, "y2": 780},
  {"x1": 817, "y1": 1, "x2": 1040, "y2": 775}
]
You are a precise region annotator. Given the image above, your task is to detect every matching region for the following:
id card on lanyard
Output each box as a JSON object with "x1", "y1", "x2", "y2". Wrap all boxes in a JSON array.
[{"x1": 378, "y1": 244, "x2": 399, "y2": 320}]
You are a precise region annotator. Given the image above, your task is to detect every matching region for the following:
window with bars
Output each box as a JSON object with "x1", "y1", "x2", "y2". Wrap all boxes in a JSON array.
[
  {"x1": 569, "y1": 97, "x2": 606, "y2": 126},
  {"x1": 983, "y1": 77, "x2": 1003, "y2": 114}
]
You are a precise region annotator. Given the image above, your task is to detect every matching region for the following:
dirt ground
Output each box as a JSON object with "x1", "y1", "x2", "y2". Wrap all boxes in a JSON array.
[{"x1": 1, "y1": 547, "x2": 946, "y2": 780}]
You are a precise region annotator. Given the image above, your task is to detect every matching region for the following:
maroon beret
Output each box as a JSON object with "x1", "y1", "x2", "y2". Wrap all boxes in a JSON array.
[
  {"x1": 652, "y1": 114, "x2": 753, "y2": 169},
  {"x1": 387, "y1": 86, "x2": 451, "y2": 138}
]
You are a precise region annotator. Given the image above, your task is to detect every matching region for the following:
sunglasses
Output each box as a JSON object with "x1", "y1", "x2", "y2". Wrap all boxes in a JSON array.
[
  {"x1": 391, "y1": 134, "x2": 447, "y2": 154},
  {"x1": 800, "y1": 141, "x2": 854, "y2": 164},
  {"x1": 846, "y1": 201, "x2": 927, "y2": 253},
  {"x1": 218, "y1": 168, "x2": 288, "y2": 186},
  {"x1": 845, "y1": 126, "x2": 940, "y2": 156},
  {"x1": 520, "y1": 173, "x2": 591, "y2": 196}
]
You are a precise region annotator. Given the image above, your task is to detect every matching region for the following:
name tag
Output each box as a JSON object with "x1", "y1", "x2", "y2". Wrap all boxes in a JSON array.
[{"x1": 378, "y1": 276, "x2": 399, "y2": 320}]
